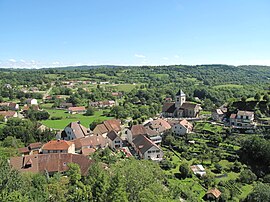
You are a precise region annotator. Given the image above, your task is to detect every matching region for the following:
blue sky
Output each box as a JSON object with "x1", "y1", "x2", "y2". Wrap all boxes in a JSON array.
[{"x1": 0, "y1": 0, "x2": 269, "y2": 68}]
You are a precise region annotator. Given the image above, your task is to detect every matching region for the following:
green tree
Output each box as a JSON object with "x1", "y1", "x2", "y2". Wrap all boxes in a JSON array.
[
  {"x1": 179, "y1": 162, "x2": 191, "y2": 179},
  {"x1": 247, "y1": 183, "x2": 270, "y2": 202},
  {"x1": 108, "y1": 172, "x2": 128, "y2": 202},
  {"x1": 238, "y1": 169, "x2": 257, "y2": 184}
]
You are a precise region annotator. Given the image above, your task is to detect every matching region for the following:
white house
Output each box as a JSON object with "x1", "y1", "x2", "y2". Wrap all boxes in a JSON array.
[
  {"x1": 229, "y1": 110, "x2": 255, "y2": 128},
  {"x1": 132, "y1": 135, "x2": 163, "y2": 161},
  {"x1": 62, "y1": 121, "x2": 90, "y2": 140},
  {"x1": 26, "y1": 98, "x2": 38, "y2": 105},
  {"x1": 107, "y1": 130, "x2": 123, "y2": 150},
  {"x1": 190, "y1": 164, "x2": 206, "y2": 177},
  {"x1": 171, "y1": 119, "x2": 193, "y2": 136}
]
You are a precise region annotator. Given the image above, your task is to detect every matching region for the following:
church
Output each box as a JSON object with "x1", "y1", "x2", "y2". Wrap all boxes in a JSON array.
[{"x1": 162, "y1": 90, "x2": 201, "y2": 118}]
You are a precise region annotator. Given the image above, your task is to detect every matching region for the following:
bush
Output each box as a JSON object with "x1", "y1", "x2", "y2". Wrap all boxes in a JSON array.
[{"x1": 51, "y1": 116, "x2": 62, "y2": 120}]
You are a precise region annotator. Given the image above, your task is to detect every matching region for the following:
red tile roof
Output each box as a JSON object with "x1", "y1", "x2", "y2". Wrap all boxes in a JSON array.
[
  {"x1": 0, "y1": 110, "x2": 16, "y2": 118},
  {"x1": 10, "y1": 153, "x2": 93, "y2": 175},
  {"x1": 104, "y1": 119, "x2": 121, "y2": 132},
  {"x1": 68, "y1": 106, "x2": 86, "y2": 112},
  {"x1": 207, "y1": 188, "x2": 222, "y2": 198},
  {"x1": 42, "y1": 140, "x2": 73, "y2": 151}
]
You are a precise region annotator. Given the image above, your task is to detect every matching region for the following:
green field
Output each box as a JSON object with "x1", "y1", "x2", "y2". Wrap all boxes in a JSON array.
[
  {"x1": 150, "y1": 73, "x2": 169, "y2": 79},
  {"x1": 213, "y1": 84, "x2": 243, "y2": 89},
  {"x1": 41, "y1": 109, "x2": 112, "y2": 130}
]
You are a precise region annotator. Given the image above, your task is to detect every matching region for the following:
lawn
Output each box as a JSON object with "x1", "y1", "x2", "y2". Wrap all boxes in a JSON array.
[
  {"x1": 195, "y1": 122, "x2": 224, "y2": 134},
  {"x1": 41, "y1": 109, "x2": 112, "y2": 129}
]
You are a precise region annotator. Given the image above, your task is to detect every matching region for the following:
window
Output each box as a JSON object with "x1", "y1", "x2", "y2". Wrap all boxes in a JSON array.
[{"x1": 148, "y1": 151, "x2": 151, "y2": 153}]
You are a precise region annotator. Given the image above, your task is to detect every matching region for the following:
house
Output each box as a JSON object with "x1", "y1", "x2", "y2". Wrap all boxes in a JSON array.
[
  {"x1": 162, "y1": 90, "x2": 201, "y2": 118},
  {"x1": 10, "y1": 153, "x2": 93, "y2": 176},
  {"x1": 59, "y1": 102, "x2": 73, "y2": 109},
  {"x1": 92, "y1": 119, "x2": 121, "y2": 137},
  {"x1": 107, "y1": 130, "x2": 123, "y2": 150},
  {"x1": 18, "y1": 142, "x2": 43, "y2": 155},
  {"x1": 205, "y1": 188, "x2": 222, "y2": 200},
  {"x1": 0, "y1": 111, "x2": 18, "y2": 122},
  {"x1": 0, "y1": 102, "x2": 19, "y2": 111},
  {"x1": 72, "y1": 135, "x2": 107, "y2": 154},
  {"x1": 212, "y1": 106, "x2": 227, "y2": 122},
  {"x1": 145, "y1": 119, "x2": 171, "y2": 134},
  {"x1": 68, "y1": 106, "x2": 86, "y2": 114},
  {"x1": 111, "y1": 92, "x2": 122, "y2": 98},
  {"x1": 126, "y1": 124, "x2": 147, "y2": 144},
  {"x1": 170, "y1": 119, "x2": 193, "y2": 136},
  {"x1": 144, "y1": 126, "x2": 162, "y2": 144},
  {"x1": 89, "y1": 100, "x2": 116, "y2": 108},
  {"x1": 93, "y1": 124, "x2": 110, "y2": 137},
  {"x1": 62, "y1": 121, "x2": 90, "y2": 140},
  {"x1": 42, "y1": 140, "x2": 75, "y2": 154},
  {"x1": 190, "y1": 164, "x2": 206, "y2": 177},
  {"x1": 25, "y1": 98, "x2": 38, "y2": 105},
  {"x1": 132, "y1": 135, "x2": 163, "y2": 161},
  {"x1": 229, "y1": 110, "x2": 255, "y2": 128},
  {"x1": 22, "y1": 105, "x2": 40, "y2": 113}
]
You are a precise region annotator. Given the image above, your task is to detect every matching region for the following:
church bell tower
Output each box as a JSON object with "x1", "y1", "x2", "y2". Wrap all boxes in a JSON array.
[{"x1": 175, "y1": 89, "x2": 186, "y2": 109}]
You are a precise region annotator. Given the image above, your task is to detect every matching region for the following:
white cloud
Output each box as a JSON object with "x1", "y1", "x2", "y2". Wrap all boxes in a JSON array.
[
  {"x1": 174, "y1": 55, "x2": 180, "y2": 59},
  {"x1": 162, "y1": 57, "x2": 169, "y2": 60},
  {"x1": 52, "y1": 61, "x2": 60, "y2": 65},
  {"x1": 20, "y1": 59, "x2": 26, "y2": 63},
  {"x1": 247, "y1": 59, "x2": 270, "y2": 66},
  {"x1": 9, "y1": 59, "x2": 16, "y2": 63},
  {"x1": 134, "y1": 54, "x2": 146, "y2": 58}
]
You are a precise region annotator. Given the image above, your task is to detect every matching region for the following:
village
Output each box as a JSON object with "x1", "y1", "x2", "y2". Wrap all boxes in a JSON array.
[{"x1": 0, "y1": 84, "x2": 262, "y2": 201}]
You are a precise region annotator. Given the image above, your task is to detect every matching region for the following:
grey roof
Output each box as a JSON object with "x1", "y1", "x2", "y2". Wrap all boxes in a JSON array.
[
  {"x1": 107, "y1": 130, "x2": 118, "y2": 141},
  {"x1": 162, "y1": 102, "x2": 176, "y2": 113},
  {"x1": 66, "y1": 122, "x2": 89, "y2": 139},
  {"x1": 176, "y1": 89, "x2": 185, "y2": 96},
  {"x1": 133, "y1": 135, "x2": 160, "y2": 154}
]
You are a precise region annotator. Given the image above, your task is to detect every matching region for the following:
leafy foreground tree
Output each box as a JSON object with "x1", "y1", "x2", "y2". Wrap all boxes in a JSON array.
[{"x1": 246, "y1": 183, "x2": 270, "y2": 202}]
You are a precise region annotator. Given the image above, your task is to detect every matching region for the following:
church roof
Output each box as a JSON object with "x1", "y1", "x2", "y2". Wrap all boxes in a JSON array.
[
  {"x1": 176, "y1": 89, "x2": 185, "y2": 96},
  {"x1": 162, "y1": 102, "x2": 176, "y2": 113}
]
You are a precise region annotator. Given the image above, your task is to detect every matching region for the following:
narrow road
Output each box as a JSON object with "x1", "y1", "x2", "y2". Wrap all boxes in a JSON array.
[{"x1": 43, "y1": 82, "x2": 54, "y2": 100}]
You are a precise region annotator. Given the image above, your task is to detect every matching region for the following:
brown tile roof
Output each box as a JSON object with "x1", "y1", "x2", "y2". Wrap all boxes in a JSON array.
[
  {"x1": 130, "y1": 124, "x2": 147, "y2": 137},
  {"x1": 133, "y1": 135, "x2": 160, "y2": 154},
  {"x1": 18, "y1": 147, "x2": 30, "y2": 154},
  {"x1": 181, "y1": 102, "x2": 199, "y2": 109},
  {"x1": 29, "y1": 142, "x2": 42, "y2": 150},
  {"x1": 107, "y1": 130, "x2": 118, "y2": 141},
  {"x1": 10, "y1": 153, "x2": 92, "y2": 175},
  {"x1": 179, "y1": 119, "x2": 193, "y2": 131},
  {"x1": 0, "y1": 111, "x2": 16, "y2": 118},
  {"x1": 82, "y1": 148, "x2": 96, "y2": 156},
  {"x1": 207, "y1": 188, "x2": 222, "y2": 198},
  {"x1": 68, "y1": 106, "x2": 86, "y2": 112},
  {"x1": 93, "y1": 124, "x2": 109, "y2": 135},
  {"x1": 8, "y1": 102, "x2": 18, "y2": 109},
  {"x1": 230, "y1": 113, "x2": 237, "y2": 119},
  {"x1": 67, "y1": 122, "x2": 89, "y2": 139},
  {"x1": 80, "y1": 135, "x2": 106, "y2": 148},
  {"x1": 42, "y1": 140, "x2": 73, "y2": 151},
  {"x1": 104, "y1": 119, "x2": 121, "y2": 132},
  {"x1": 145, "y1": 127, "x2": 159, "y2": 137},
  {"x1": 146, "y1": 119, "x2": 171, "y2": 133},
  {"x1": 162, "y1": 102, "x2": 176, "y2": 113},
  {"x1": 0, "y1": 102, "x2": 9, "y2": 107}
]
